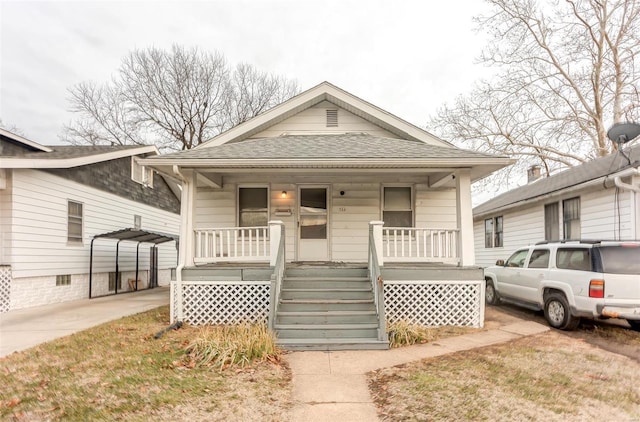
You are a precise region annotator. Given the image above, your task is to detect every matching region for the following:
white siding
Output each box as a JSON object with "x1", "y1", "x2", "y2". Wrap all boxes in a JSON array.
[
  {"x1": 252, "y1": 101, "x2": 399, "y2": 138},
  {"x1": 474, "y1": 206, "x2": 543, "y2": 268},
  {"x1": 193, "y1": 180, "x2": 460, "y2": 262},
  {"x1": 474, "y1": 185, "x2": 637, "y2": 267},
  {"x1": 0, "y1": 170, "x2": 12, "y2": 264},
  {"x1": 9, "y1": 169, "x2": 179, "y2": 279},
  {"x1": 581, "y1": 188, "x2": 632, "y2": 239}
]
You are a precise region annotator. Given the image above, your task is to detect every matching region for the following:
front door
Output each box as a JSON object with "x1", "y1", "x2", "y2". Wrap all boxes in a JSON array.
[{"x1": 297, "y1": 186, "x2": 329, "y2": 261}]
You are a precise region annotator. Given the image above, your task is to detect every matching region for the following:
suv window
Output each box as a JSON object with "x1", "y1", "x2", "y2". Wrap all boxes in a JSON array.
[
  {"x1": 528, "y1": 249, "x2": 550, "y2": 269},
  {"x1": 505, "y1": 249, "x2": 528, "y2": 268},
  {"x1": 557, "y1": 248, "x2": 591, "y2": 271},
  {"x1": 596, "y1": 245, "x2": 640, "y2": 274}
]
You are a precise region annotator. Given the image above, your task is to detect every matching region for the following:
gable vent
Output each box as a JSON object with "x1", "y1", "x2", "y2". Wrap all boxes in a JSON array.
[{"x1": 326, "y1": 109, "x2": 338, "y2": 127}]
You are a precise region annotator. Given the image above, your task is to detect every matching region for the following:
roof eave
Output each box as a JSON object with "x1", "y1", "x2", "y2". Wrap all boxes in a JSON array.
[{"x1": 2, "y1": 145, "x2": 158, "y2": 169}]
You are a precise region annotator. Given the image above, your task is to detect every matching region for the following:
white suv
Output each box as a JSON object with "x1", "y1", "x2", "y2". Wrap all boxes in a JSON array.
[{"x1": 484, "y1": 240, "x2": 640, "y2": 330}]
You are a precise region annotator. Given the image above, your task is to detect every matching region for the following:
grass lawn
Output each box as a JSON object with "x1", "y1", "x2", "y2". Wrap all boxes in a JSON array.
[
  {"x1": 369, "y1": 329, "x2": 640, "y2": 421},
  {"x1": 0, "y1": 306, "x2": 291, "y2": 421}
]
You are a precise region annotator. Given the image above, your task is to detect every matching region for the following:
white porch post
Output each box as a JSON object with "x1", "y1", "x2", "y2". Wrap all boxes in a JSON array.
[
  {"x1": 369, "y1": 221, "x2": 385, "y2": 266},
  {"x1": 269, "y1": 220, "x2": 284, "y2": 266},
  {"x1": 174, "y1": 168, "x2": 196, "y2": 322},
  {"x1": 455, "y1": 169, "x2": 475, "y2": 266}
]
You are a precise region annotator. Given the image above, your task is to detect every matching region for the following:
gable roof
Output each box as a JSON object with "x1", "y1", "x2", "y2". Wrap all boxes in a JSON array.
[
  {"x1": 200, "y1": 81, "x2": 453, "y2": 148},
  {"x1": 474, "y1": 143, "x2": 640, "y2": 218}
]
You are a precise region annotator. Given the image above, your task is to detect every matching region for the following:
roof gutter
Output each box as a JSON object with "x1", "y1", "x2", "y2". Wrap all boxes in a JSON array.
[{"x1": 613, "y1": 168, "x2": 640, "y2": 192}]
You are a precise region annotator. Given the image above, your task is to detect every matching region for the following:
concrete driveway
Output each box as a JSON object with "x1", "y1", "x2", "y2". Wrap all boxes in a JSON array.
[{"x1": 0, "y1": 286, "x2": 169, "y2": 357}]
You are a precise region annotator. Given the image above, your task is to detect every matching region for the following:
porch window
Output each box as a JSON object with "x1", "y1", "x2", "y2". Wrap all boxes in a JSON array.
[
  {"x1": 383, "y1": 187, "x2": 412, "y2": 227},
  {"x1": 544, "y1": 203, "x2": 559, "y2": 241},
  {"x1": 68, "y1": 200, "x2": 83, "y2": 243},
  {"x1": 484, "y1": 216, "x2": 503, "y2": 248},
  {"x1": 238, "y1": 187, "x2": 269, "y2": 227},
  {"x1": 563, "y1": 197, "x2": 580, "y2": 240}
]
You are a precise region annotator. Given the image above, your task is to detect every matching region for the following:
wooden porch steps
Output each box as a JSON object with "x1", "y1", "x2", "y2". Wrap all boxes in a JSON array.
[{"x1": 275, "y1": 266, "x2": 388, "y2": 351}]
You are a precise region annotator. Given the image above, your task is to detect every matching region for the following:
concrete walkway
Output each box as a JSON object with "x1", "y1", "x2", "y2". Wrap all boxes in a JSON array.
[
  {"x1": 0, "y1": 286, "x2": 169, "y2": 357},
  {"x1": 284, "y1": 310, "x2": 550, "y2": 421}
]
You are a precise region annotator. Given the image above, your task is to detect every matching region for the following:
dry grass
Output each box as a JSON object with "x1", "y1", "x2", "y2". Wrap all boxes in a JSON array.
[
  {"x1": 0, "y1": 306, "x2": 291, "y2": 421},
  {"x1": 387, "y1": 320, "x2": 475, "y2": 348},
  {"x1": 369, "y1": 331, "x2": 640, "y2": 421}
]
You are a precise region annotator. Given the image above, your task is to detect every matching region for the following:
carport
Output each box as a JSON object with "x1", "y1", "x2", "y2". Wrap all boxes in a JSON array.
[{"x1": 89, "y1": 228, "x2": 178, "y2": 298}]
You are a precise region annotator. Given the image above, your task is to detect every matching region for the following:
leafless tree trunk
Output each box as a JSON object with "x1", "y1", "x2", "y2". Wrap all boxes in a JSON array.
[
  {"x1": 62, "y1": 45, "x2": 299, "y2": 151},
  {"x1": 432, "y1": 0, "x2": 640, "y2": 191}
]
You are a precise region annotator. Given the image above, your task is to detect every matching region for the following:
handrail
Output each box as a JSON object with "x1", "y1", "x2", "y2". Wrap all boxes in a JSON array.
[
  {"x1": 194, "y1": 226, "x2": 269, "y2": 263},
  {"x1": 268, "y1": 221, "x2": 286, "y2": 331},
  {"x1": 383, "y1": 227, "x2": 460, "y2": 263},
  {"x1": 368, "y1": 221, "x2": 388, "y2": 343}
]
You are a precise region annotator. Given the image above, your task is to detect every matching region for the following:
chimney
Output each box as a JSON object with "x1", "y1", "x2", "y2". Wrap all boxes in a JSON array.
[{"x1": 527, "y1": 165, "x2": 541, "y2": 183}]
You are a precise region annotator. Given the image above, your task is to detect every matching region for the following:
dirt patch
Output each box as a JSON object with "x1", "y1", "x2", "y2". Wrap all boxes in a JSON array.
[{"x1": 369, "y1": 331, "x2": 640, "y2": 421}]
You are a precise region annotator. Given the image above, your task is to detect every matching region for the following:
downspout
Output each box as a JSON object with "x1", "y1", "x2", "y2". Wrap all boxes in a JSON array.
[
  {"x1": 613, "y1": 168, "x2": 640, "y2": 192},
  {"x1": 172, "y1": 165, "x2": 189, "y2": 323}
]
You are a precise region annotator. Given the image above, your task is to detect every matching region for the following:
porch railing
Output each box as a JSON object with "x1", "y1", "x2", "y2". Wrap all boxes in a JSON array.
[
  {"x1": 383, "y1": 227, "x2": 460, "y2": 263},
  {"x1": 194, "y1": 227, "x2": 269, "y2": 264},
  {"x1": 368, "y1": 221, "x2": 388, "y2": 343},
  {"x1": 268, "y1": 221, "x2": 286, "y2": 331}
]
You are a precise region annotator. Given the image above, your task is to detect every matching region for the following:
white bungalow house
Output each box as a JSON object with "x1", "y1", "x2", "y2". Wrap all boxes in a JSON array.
[
  {"x1": 143, "y1": 81, "x2": 512, "y2": 350},
  {"x1": 473, "y1": 143, "x2": 640, "y2": 267},
  {"x1": 0, "y1": 128, "x2": 180, "y2": 311}
]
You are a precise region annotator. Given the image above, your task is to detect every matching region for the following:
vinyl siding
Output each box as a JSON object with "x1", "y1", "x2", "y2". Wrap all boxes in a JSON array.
[
  {"x1": 251, "y1": 101, "x2": 399, "y2": 139},
  {"x1": 193, "y1": 180, "x2": 459, "y2": 262},
  {"x1": 9, "y1": 169, "x2": 179, "y2": 278}
]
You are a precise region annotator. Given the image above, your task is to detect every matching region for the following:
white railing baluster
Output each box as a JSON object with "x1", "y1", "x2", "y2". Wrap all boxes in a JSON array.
[
  {"x1": 382, "y1": 227, "x2": 460, "y2": 264},
  {"x1": 193, "y1": 226, "x2": 270, "y2": 264}
]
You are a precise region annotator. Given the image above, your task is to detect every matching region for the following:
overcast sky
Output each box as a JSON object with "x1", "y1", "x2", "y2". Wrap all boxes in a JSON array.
[{"x1": 0, "y1": 0, "x2": 493, "y2": 145}]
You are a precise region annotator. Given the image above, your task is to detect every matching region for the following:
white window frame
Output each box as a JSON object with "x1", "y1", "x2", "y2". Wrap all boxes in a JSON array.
[
  {"x1": 381, "y1": 185, "x2": 414, "y2": 228},
  {"x1": 484, "y1": 215, "x2": 503, "y2": 248},
  {"x1": 131, "y1": 157, "x2": 154, "y2": 188},
  {"x1": 67, "y1": 200, "x2": 83, "y2": 243},
  {"x1": 237, "y1": 185, "x2": 270, "y2": 227}
]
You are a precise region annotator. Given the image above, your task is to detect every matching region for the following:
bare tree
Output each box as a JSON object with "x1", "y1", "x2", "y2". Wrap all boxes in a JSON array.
[
  {"x1": 432, "y1": 0, "x2": 640, "y2": 190},
  {"x1": 63, "y1": 45, "x2": 299, "y2": 151}
]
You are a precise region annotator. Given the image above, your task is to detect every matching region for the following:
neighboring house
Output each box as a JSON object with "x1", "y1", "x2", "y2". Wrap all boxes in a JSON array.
[
  {"x1": 143, "y1": 81, "x2": 512, "y2": 350},
  {"x1": 473, "y1": 143, "x2": 640, "y2": 267},
  {"x1": 0, "y1": 128, "x2": 181, "y2": 311}
]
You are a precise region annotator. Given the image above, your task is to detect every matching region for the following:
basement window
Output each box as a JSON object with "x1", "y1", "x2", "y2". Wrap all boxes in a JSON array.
[
  {"x1": 56, "y1": 274, "x2": 71, "y2": 286},
  {"x1": 326, "y1": 109, "x2": 338, "y2": 127}
]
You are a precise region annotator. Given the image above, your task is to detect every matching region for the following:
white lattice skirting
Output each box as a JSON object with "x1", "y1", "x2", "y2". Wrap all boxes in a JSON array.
[
  {"x1": 171, "y1": 281, "x2": 270, "y2": 325},
  {"x1": 384, "y1": 280, "x2": 484, "y2": 328},
  {"x1": 0, "y1": 266, "x2": 11, "y2": 313}
]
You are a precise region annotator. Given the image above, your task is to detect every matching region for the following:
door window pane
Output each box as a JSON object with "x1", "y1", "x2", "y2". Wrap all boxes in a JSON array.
[
  {"x1": 528, "y1": 249, "x2": 550, "y2": 268},
  {"x1": 300, "y1": 189, "x2": 327, "y2": 239}
]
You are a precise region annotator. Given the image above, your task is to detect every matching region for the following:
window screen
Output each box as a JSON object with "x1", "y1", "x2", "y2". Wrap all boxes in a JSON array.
[
  {"x1": 563, "y1": 198, "x2": 580, "y2": 240},
  {"x1": 544, "y1": 203, "x2": 559, "y2": 241}
]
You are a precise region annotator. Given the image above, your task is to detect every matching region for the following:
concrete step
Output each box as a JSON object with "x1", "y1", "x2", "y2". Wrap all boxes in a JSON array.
[
  {"x1": 278, "y1": 299, "x2": 375, "y2": 312},
  {"x1": 276, "y1": 310, "x2": 378, "y2": 325},
  {"x1": 280, "y1": 288, "x2": 373, "y2": 300},
  {"x1": 275, "y1": 323, "x2": 379, "y2": 339},
  {"x1": 277, "y1": 338, "x2": 389, "y2": 351}
]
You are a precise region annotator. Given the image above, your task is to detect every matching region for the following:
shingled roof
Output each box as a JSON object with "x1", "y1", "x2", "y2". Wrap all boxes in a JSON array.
[
  {"x1": 474, "y1": 142, "x2": 640, "y2": 217},
  {"x1": 153, "y1": 134, "x2": 499, "y2": 161}
]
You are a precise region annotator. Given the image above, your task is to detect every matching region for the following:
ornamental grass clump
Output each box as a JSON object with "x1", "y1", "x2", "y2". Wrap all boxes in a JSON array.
[
  {"x1": 185, "y1": 323, "x2": 281, "y2": 370},
  {"x1": 387, "y1": 320, "x2": 436, "y2": 348}
]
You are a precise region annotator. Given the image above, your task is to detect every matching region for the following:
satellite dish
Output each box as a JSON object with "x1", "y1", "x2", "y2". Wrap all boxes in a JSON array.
[{"x1": 607, "y1": 122, "x2": 640, "y2": 144}]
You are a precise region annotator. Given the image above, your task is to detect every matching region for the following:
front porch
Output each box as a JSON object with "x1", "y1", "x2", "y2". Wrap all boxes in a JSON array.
[{"x1": 171, "y1": 222, "x2": 485, "y2": 350}]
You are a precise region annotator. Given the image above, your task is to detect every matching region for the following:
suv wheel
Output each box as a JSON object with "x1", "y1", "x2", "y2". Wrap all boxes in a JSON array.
[
  {"x1": 544, "y1": 293, "x2": 580, "y2": 330},
  {"x1": 627, "y1": 320, "x2": 640, "y2": 332},
  {"x1": 485, "y1": 280, "x2": 500, "y2": 305}
]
